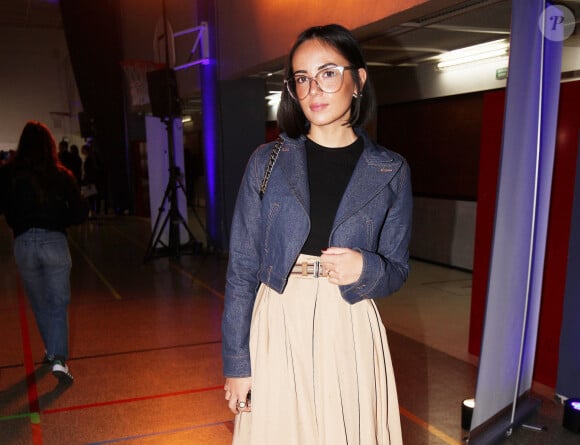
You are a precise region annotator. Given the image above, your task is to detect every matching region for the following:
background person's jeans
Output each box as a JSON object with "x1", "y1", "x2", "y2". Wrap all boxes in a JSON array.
[{"x1": 14, "y1": 228, "x2": 72, "y2": 361}]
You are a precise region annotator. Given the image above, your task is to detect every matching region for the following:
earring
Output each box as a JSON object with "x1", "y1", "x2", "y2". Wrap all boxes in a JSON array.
[{"x1": 353, "y1": 91, "x2": 362, "y2": 99}]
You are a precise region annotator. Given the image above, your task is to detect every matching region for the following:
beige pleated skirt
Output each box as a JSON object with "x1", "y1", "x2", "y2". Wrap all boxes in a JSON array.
[{"x1": 233, "y1": 254, "x2": 403, "y2": 445}]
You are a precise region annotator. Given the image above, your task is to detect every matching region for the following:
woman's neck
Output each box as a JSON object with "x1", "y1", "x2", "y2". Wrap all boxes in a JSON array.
[{"x1": 307, "y1": 125, "x2": 357, "y2": 148}]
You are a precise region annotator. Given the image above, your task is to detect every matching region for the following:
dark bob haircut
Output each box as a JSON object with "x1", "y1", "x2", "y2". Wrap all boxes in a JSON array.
[{"x1": 277, "y1": 24, "x2": 376, "y2": 139}]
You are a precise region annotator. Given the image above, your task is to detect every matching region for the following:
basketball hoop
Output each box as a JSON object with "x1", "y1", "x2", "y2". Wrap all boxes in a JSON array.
[
  {"x1": 120, "y1": 59, "x2": 165, "y2": 110},
  {"x1": 49, "y1": 111, "x2": 71, "y2": 130},
  {"x1": 153, "y1": 17, "x2": 176, "y2": 68}
]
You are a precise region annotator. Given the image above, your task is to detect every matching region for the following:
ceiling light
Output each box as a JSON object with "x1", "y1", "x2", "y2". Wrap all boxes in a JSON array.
[
  {"x1": 436, "y1": 39, "x2": 510, "y2": 71},
  {"x1": 266, "y1": 91, "x2": 282, "y2": 107}
]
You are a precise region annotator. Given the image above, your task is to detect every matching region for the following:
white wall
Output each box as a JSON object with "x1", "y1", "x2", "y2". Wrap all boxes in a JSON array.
[
  {"x1": 562, "y1": 38, "x2": 580, "y2": 74},
  {"x1": 0, "y1": 26, "x2": 83, "y2": 151},
  {"x1": 0, "y1": 1, "x2": 203, "y2": 155},
  {"x1": 411, "y1": 198, "x2": 477, "y2": 270}
]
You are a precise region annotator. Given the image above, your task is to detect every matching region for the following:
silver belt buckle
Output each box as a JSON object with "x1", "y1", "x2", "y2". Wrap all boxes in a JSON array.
[
  {"x1": 313, "y1": 260, "x2": 324, "y2": 278},
  {"x1": 312, "y1": 260, "x2": 319, "y2": 278},
  {"x1": 296, "y1": 260, "x2": 324, "y2": 277}
]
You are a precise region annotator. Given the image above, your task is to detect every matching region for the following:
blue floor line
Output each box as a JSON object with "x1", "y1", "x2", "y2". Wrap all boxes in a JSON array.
[{"x1": 85, "y1": 420, "x2": 231, "y2": 444}]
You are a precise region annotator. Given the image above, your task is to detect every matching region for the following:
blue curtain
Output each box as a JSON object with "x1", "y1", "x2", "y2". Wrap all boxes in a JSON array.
[{"x1": 470, "y1": 0, "x2": 562, "y2": 436}]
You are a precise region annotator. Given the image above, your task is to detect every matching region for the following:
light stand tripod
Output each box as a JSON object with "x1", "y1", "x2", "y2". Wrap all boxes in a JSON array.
[
  {"x1": 143, "y1": 0, "x2": 207, "y2": 261},
  {"x1": 144, "y1": 116, "x2": 202, "y2": 261}
]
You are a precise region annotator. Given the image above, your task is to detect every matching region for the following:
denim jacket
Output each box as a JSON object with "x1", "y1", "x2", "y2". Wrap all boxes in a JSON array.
[{"x1": 222, "y1": 127, "x2": 412, "y2": 377}]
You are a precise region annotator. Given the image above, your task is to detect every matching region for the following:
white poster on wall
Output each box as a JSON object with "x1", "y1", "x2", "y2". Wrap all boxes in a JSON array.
[{"x1": 145, "y1": 115, "x2": 189, "y2": 247}]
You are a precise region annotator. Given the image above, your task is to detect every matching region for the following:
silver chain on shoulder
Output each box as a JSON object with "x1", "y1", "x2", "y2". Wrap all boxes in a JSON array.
[{"x1": 259, "y1": 137, "x2": 283, "y2": 200}]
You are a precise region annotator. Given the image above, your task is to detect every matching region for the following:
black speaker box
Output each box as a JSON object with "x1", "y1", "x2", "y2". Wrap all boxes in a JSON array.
[
  {"x1": 78, "y1": 111, "x2": 95, "y2": 138},
  {"x1": 146, "y1": 68, "x2": 181, "y2": 118}
]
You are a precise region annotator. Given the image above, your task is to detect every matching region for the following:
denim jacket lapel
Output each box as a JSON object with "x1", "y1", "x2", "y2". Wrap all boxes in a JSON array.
[
  {"x1": 275, "y1": 131, "x2": 402, "y2": 228},
  {"x1": 333, "y1": 140, "x2": 403, "y2": 228},
  {"x1": 277, "y1": 136, "x2": 310, "y2": 212}
]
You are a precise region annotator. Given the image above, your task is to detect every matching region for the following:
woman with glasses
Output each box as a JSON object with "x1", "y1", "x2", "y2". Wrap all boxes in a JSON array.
[{"x1": 222, "y1": 24, "x2": 411, "y2": 444}]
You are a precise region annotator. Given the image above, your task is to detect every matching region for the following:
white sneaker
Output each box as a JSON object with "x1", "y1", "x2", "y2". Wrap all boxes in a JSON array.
[{"x1": 52, "y1": 361, "x2": 74, "y2": 383}]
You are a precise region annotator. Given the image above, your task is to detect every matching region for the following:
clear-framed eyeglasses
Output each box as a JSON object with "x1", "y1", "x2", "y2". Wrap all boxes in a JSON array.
[{"x1": 285, "y1": 65, "x2": 355, "y2": 100}]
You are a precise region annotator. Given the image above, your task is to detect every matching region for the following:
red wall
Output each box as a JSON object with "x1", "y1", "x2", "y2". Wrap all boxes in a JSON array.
[
  {"x1": 468, "y1": 90, "x2": 504, "y2": 358},
  {"x1": 469, "y1": 80, "x2": 580, "y2": 388},
  {"x1": 378, "y1": 93, "x2": 483, "y2": 200}
]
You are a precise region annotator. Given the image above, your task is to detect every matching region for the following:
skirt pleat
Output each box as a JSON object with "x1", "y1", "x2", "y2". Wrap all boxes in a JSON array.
[{"x1": 233, "y1": 254, "x2": 402, "y2": 445}]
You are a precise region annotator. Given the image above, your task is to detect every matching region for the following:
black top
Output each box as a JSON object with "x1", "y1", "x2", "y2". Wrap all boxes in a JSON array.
[
  {"x1": 0, "y1": 163, "x2": 89, "y2": 237},
  {"x1": 301, "y1": 136, "x2": 364, "y2": 255}
]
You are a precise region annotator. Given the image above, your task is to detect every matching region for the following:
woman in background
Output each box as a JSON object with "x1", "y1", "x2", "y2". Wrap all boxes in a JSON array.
[
  {"x1": 0, "y1": 121, "x2": 88, "y2": 383},
  {"x1": 81, "y1": 143, "x2": 105, "y2": 218},
  {"x1": 222, "y1": 24, "x2": 412, "y2": 444}
]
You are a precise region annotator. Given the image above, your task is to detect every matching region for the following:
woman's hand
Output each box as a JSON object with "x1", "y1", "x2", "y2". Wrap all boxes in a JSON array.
[
  {"x1": 321, "y1": 247, "x2": 363, "y2": 285},
  {"x1": 224, "y1": 377, "x2": 252, "y2": 414}
]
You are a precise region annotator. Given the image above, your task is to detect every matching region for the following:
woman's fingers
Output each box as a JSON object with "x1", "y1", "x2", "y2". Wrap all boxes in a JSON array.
[
  {"x1": 227, "y1": 394, "x2": 251, "y2": 414},
  {"x1": 321, "y1": 247, "x2": 363, "y2": 285},
  {"x1": 224, "y1": 377, "x2": 252, "y2": 414}
]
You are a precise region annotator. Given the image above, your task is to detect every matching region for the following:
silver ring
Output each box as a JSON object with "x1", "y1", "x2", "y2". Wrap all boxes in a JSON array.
[{"x1": 237, "y1": 400, "x2": 247, "y2": 409}]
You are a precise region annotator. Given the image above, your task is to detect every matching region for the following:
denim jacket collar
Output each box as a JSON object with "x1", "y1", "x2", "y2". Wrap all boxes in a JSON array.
[{"x1": 277, "y1": 127, "x2": 403, "y2": 228}]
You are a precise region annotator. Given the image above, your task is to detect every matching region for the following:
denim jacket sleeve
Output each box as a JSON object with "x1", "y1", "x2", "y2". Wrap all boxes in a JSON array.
[{"x1": 221, "y1": 143, "x2": 271, "y2": 378}]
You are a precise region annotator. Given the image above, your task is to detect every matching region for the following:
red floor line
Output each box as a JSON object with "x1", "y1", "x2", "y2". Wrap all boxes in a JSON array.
[
  {"x1": 68, "y1": 339, "x2": 222, "y2": 363},
  {"x1": 42, "y1": 384, "x2": 223, "y2": 415},
  {"x1": 16, "y1": 281, "x2": 44, "y2": 445}
]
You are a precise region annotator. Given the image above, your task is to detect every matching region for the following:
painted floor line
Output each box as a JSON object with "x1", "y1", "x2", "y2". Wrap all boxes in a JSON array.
[
  {"x1": 42, "y1": 385, "x2": 223, "y2": 415},
  {"x1": 81, "y1": 407, "x2": 461, "y2": 445},
  {"x1": 400, "y1": 406, "x2": 463, "y2": 445},
  {"x1": 0, "y1": 412, "x2": 36, "y2": 423},
  {"x1": 84, "y1": 420, "x2": 231, "y2": 444},
  {"x1": 108, "y1": 224, "x2": 225, "y2": 301},
  {"x1": 16, "y1": 281, "x2": 44, "y2": 445},
  {"x1": 68, "y1": 237, "x2": 122, "y2": 300},
  {"x1": 169, "y1": 261, "x2": 225, "y2": 300},
  {"x1": 65, "y1": 222, "x2": 460, "y2": 444},
  {"x1": 68, "y1": 339, "x2": 222, "y2": 363}
]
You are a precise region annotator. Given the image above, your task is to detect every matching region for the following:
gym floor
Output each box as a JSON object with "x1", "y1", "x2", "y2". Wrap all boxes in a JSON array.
[{"x1": 0, "y1": 213, "x2": 575, "y2": 444}]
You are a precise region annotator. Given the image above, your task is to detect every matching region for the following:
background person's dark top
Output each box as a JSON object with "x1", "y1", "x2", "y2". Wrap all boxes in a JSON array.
[
  {"x1": 301, "y1": 136, "x2": 364, "y2": 255},
  {"x1": 0, "y1": 163, "x2": 89, "y2": 237},
  {"x1": 69, "y1": 153, "x2": 83, "y2": 185}
]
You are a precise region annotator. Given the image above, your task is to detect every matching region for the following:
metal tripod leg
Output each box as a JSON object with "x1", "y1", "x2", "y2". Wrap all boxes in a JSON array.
[
  {"x1": 143, "y1": 170, "x2": 201, "y2": 262},
  {"x1": 175, "y1": 173, "x2": 207, "y2": 235},
  {"x1": 143, "y1": 176, "x2": 174, "y2": 261}
]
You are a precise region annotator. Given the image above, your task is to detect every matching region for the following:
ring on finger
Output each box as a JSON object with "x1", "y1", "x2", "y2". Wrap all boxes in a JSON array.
[{"x1": 237, "y1": 400, "x2": 247, "y2": 409}]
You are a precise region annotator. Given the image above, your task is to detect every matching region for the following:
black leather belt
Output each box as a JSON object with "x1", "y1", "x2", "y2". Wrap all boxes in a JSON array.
[{"x1": 290, "y1": 260, "x2": 328, "y2": 278}]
